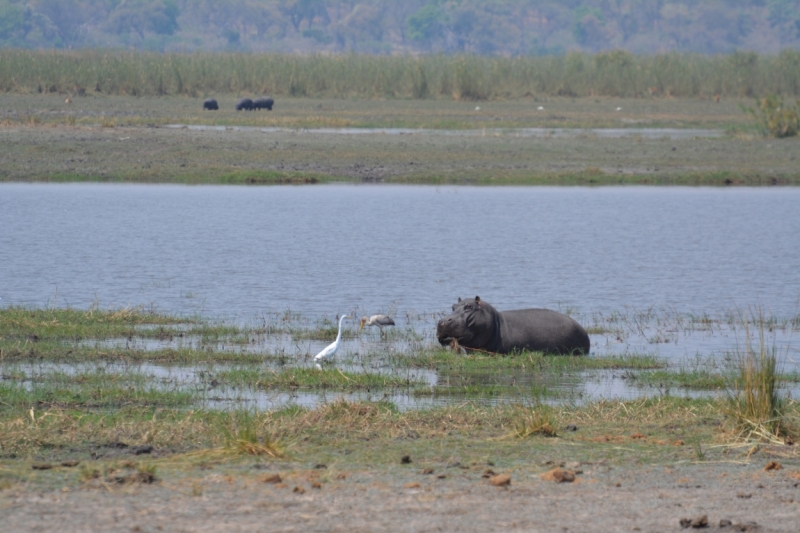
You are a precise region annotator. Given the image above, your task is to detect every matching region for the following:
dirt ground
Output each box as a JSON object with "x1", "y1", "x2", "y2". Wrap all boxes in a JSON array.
[{"x1": 2, "y1": 458, "x2": 799, "y2": 532}]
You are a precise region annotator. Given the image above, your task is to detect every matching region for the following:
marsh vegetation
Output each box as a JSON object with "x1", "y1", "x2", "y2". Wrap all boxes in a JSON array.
[
  {"x1": 1, "y1": 303, "x2": 797, "y2": 531},
  {"x1": 4, "y1": 50, "x2": 800, "y2": 100}
]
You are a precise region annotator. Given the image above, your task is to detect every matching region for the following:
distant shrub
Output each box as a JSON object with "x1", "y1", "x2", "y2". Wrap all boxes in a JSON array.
[{"x1": 743, "y1": 95, "x2": 800, "y2": 137}]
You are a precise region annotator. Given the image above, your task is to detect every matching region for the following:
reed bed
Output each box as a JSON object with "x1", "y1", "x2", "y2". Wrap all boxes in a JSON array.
[
  {"x1": 727, "y1": 314, "x2": 790, "y2": 441},
  {"x1": 3, "y1": 49, "x2": 800, "y2": 100}
]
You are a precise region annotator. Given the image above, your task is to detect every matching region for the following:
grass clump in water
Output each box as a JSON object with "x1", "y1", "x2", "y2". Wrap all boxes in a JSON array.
[{"x1": 726, "y1": 315, "x2": 792, "y2": 442}]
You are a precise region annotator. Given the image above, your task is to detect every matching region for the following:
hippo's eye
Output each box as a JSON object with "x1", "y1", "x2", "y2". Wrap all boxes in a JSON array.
[{"x1": 464, "y1": 305, "x2": 472, "y2": 311}]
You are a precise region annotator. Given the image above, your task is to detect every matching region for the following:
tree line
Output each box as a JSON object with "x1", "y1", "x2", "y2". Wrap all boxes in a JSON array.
[{"x1": 1, "y1": 0, "x2": 799, "y2": 55}]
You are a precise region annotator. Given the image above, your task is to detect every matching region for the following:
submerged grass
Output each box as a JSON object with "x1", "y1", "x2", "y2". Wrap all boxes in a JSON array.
[
  {"x1": 0, "y1": 305, "x2": 196, "y2": 340},
  {"x1": 216, "y1": 367, "x2": 423, "y2": 391},
  {"x1": 0, "y1": 381, "x2": 193, "y2": 411},
  {"x1": 404, "y1": 349, "x2": 664, "y2": 372},
  {"x1": 628, "y1": 369, "x2": 729, "y2": 390}
]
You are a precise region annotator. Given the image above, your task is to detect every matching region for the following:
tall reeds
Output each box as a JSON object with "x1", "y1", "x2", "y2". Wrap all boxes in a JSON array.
[
  {"x1": 727, "y1": 312, "x2": 788, "y2": 441},
  {"x1": 3, "y1": 49, "x2": 800, "y2": 99}
]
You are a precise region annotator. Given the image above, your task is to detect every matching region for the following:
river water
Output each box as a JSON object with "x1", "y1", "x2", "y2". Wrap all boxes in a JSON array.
[
  {"x1": 3, "y1": 182, "x2": 800, "y2": 406},
  {"x1": 2, "y1": 183, "x2": 798, "y2": 321}
]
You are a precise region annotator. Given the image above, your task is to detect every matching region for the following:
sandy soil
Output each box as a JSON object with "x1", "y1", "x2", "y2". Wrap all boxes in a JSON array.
[{"x1": 2, "y1": 460, "x2": 798, "y2": 532}]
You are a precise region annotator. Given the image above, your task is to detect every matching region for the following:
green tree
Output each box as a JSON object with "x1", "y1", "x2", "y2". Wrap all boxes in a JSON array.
[
  {"x1": 35, "y1": 0, "x2": 88, "y2": 47},
  {"x1": 407, "y1": 3, "x2": 445, "y2": 46},
  {"x1": 282, "y1": 0, "x2": 330, "y2": 32},
  {"x1": 106, "y1": 0, "x2": 180, "y2": 39},
  {"x1": 0, "y1": 0, "x2": 28, "y2": 43}
]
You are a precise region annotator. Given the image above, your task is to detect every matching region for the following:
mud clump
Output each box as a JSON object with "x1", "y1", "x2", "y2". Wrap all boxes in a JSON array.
[
  {"x1": 541, "y1": 468, "x2": 575, "y2": 483},
  {"x1": 679, "y1": 514, "x2": 708, "y2": 528},
  {"x1": 110, "y1": 471, "x2": 157, "y2": 484},
  {"x1": 262, "y1": 473, "x2": 282, "y2": 484},
  {"x1": 489, "y1": 474, "x2": 511, "y2": 487}
]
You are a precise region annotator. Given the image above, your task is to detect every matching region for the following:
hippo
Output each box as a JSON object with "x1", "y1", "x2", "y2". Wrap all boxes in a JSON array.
[
  {"x1": 253, "y1": 97, "x2": 274, "y2": 110},
  {"x1": 236, "y1": 97, "x2": 254, "y2": 111},
  {"x1": 436, "y1": 296, "x2": 590, "y2": 355},
  {"x1": 203, "y1": 98, "x2": 218, "y2": 110}
]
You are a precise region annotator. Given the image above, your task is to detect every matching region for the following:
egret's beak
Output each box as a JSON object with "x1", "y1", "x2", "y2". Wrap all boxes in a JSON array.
[{"x1": 359, "y1": 318, "x2": 366, "y2": 334}]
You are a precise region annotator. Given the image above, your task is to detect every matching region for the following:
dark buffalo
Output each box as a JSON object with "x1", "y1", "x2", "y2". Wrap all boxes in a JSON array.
[
  {"x1": 236, "y1": 98, "x2": 254, "y2": 111},
  {"x1": 436, "y1": 296, "x2": 590, "y2": 355},
  {"x1": 253, "y1": 97, "x2": 274, "y2": 110},
  {"x1": 203, "y1": 98, "x2": 218, "y2": 110}
]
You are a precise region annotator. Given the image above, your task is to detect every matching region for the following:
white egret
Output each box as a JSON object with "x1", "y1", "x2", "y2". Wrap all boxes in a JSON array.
[
  {"x1": 359, "y1": 315, "x2": 396, "y2": 336},
  {"x1": 313, "y1": 315, "x2": 351, "y2": 365}
]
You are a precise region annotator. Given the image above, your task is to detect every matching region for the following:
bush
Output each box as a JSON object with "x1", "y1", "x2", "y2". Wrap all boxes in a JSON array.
[{"x1": 743, "y1": 95, "x2": 800, "y2": 137}]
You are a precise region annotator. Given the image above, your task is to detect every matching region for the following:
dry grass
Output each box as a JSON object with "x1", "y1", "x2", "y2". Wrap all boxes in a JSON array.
[
  {"x1": 507, "y1": 404, "x2": 558, "y2": 438},
  {"x1": 2, "y1": 396, "x2": 797, "y2": 467},
  {"x1": 223, "y1": 423, "x2": 287, "y2": 459}
]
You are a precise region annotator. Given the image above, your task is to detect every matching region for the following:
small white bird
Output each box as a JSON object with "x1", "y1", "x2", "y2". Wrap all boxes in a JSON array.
[
  {"x1": 616, "y1": 107, "x2": 622, "y2": 111},
  {"x1": 359, "y1": 315, "x2": 396, "y2": 336},
  {"x1": 313, "y1": 315, "x2": 350, "y2": 366},
  {"x1": 475, "y1": 106, "x2": 481, "y2": 111}
]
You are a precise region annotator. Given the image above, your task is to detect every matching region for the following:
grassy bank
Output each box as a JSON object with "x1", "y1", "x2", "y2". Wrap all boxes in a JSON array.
[
  {"x1": 2, "y1": 94, "x2": 799, "y2": 185},
  {"x1": 0, "y1": 398, "x2": 797, "y2": 476},
  {"x1": 3, "y1": 50, "x2": 800, "y2": 100}
]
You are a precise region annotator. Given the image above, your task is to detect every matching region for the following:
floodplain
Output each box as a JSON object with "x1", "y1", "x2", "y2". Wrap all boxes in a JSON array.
[
  {"x1": 2, "y1": 94, "x2": 799, "y2": 185},
  {"x1": 2, "y1": 85, "x2": 800, "y2": 530},
  {"x1": 1, "y1": 305, "x2": 799, "y2": 531}
]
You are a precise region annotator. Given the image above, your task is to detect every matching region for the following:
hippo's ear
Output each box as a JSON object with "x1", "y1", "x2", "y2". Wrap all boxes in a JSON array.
[
  {"x1": 475, "y1": 296, "x2": 481, "y2": 305},
  {"x1": 457, "y1": 297, "x2": 462, "y2": 302}
]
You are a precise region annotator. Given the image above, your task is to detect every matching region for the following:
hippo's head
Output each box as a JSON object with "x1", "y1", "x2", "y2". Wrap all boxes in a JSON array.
[{"x1": 436, "y1": 296, "x2": 499, "y2": 350}]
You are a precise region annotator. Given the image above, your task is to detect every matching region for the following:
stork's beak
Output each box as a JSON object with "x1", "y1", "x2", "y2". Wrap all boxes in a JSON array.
[{"x1": 359, "y1": 318, "x2": 366, "y2": 334}]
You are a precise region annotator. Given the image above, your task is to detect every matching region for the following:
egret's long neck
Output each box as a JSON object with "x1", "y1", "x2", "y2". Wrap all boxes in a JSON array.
[{"x1": 335, "y1": 316, "x2": 347, "y2": 342}]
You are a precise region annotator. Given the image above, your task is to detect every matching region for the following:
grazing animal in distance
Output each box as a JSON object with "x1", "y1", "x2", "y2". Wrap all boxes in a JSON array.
[
  {"x1": 437, "y1": 296, "x2": 590, "y2": 355},
  {"x1": 253, "y1": 97, "x2": 274, "y2": 110},
  {"x1": 203, "y1": 98, "x2": 219, "y2": 110},
  {"x1": 236, "y1": 98, "x2": 254, "y2": 111},
  {"x1": 314, "y1": 315, "x2": 351, "y2": 367},
  {"x1": 359, "y1": 315, "x2": 395, "y2": 336}
]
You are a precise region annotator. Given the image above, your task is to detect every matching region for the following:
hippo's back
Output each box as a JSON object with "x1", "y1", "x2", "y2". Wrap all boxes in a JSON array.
[{"x1": 499, "y1": 308, "x2": 590, "y2": 355}]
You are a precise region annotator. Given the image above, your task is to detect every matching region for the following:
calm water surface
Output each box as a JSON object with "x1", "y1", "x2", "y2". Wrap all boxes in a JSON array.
[{"x1": 2, "y1": 183, "x2": 799, "y2": 321}]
